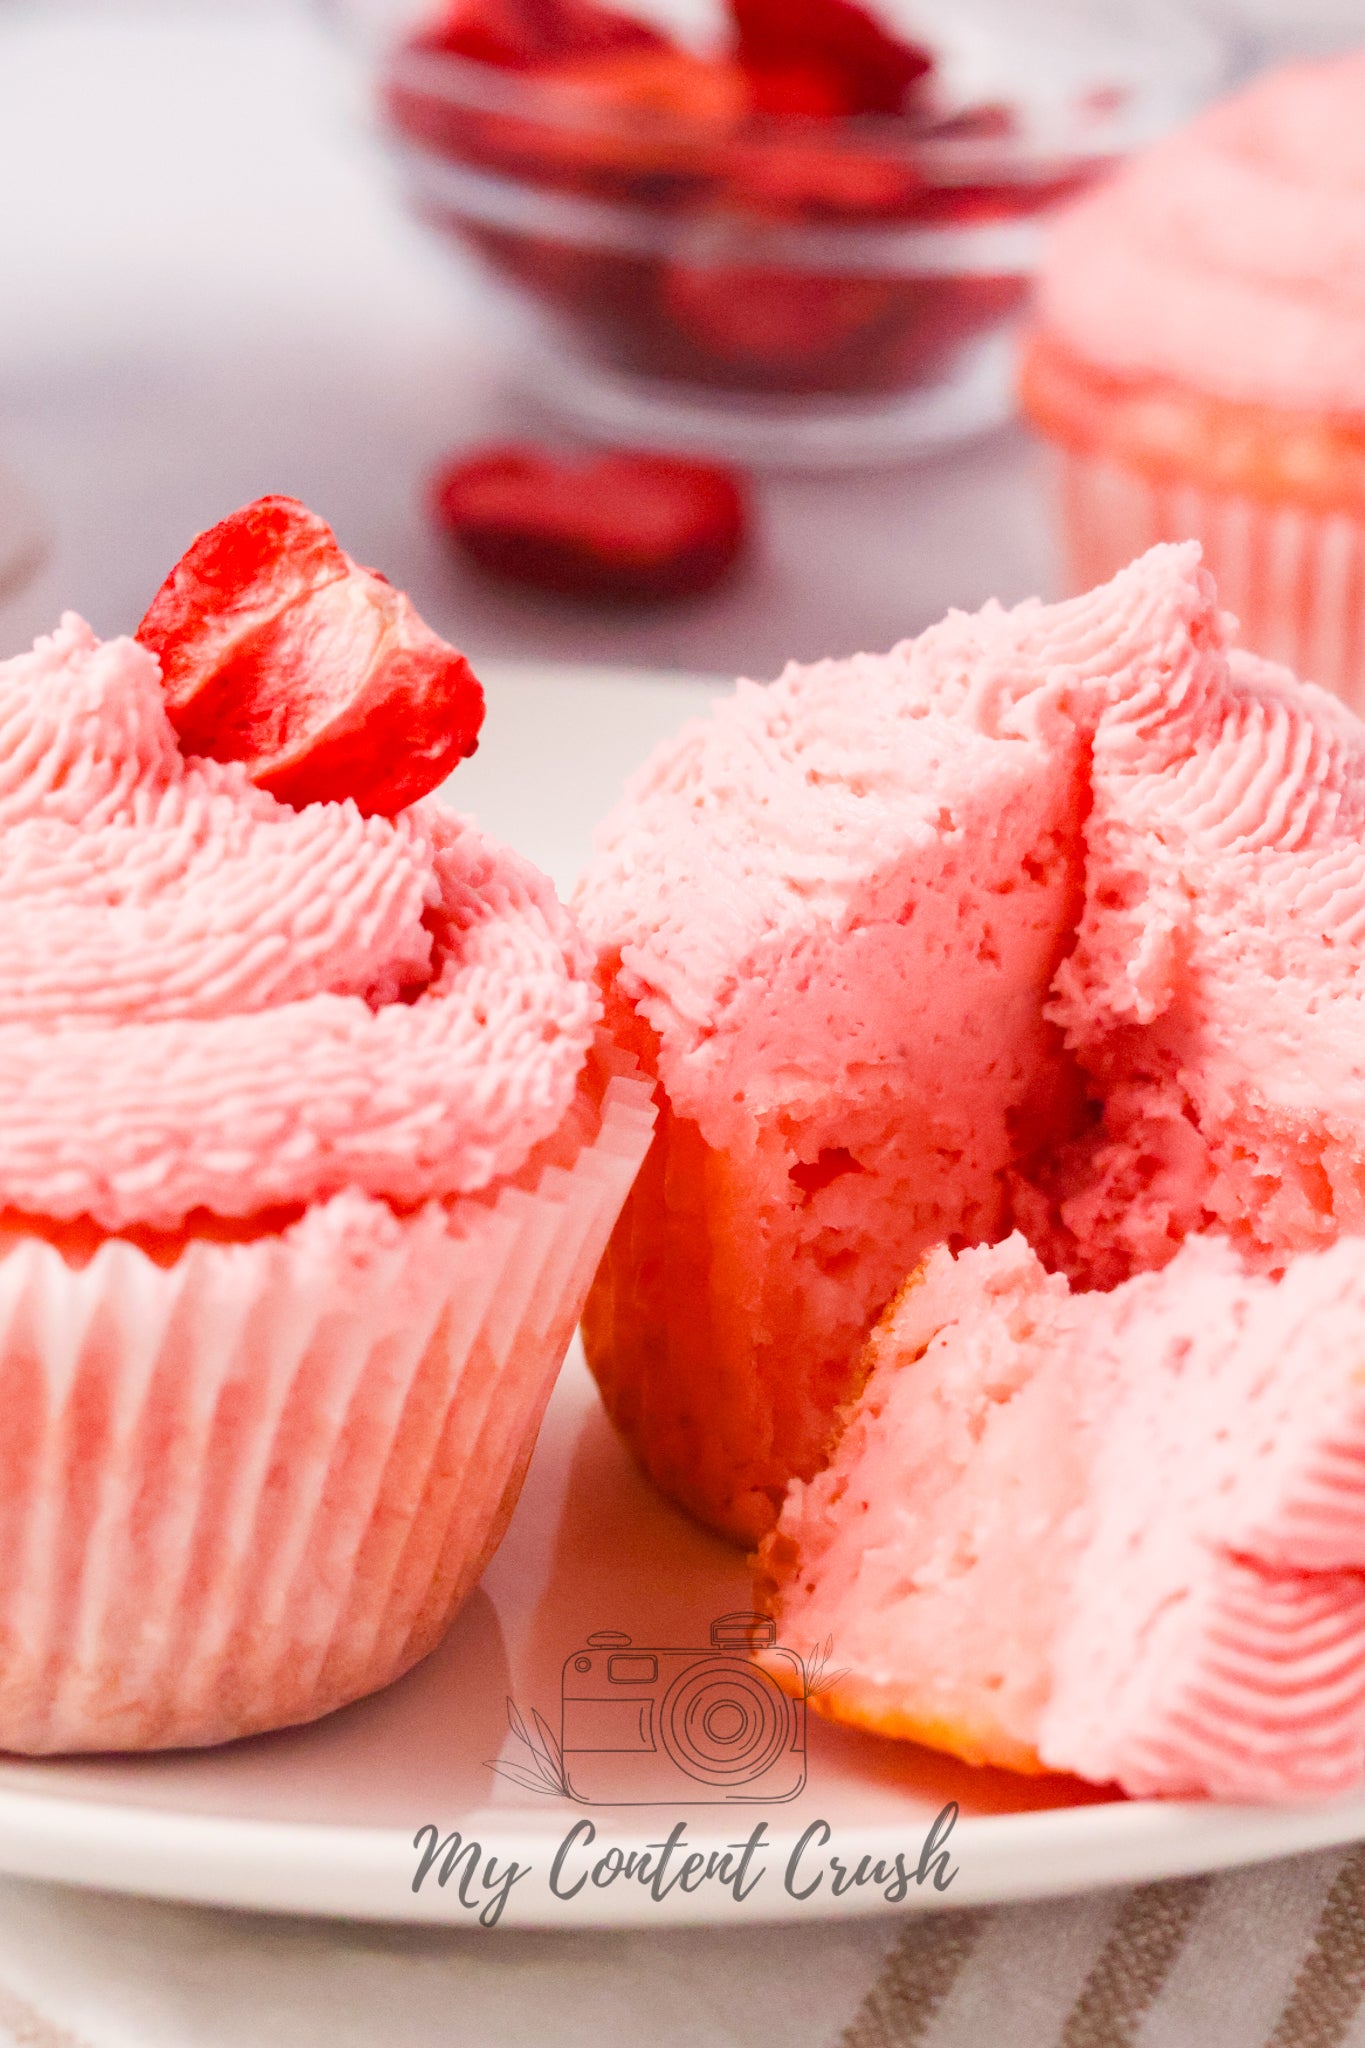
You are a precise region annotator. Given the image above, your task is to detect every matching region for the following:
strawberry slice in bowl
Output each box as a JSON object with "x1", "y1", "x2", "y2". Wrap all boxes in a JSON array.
[
  {"x1": 137, "y1": 496, "x2": 485, "y2": 817},
  {"x1": 408, "y1": 0, "x2": 670, "y2": 71},
  {"x1": 729, "y1": 0, "x2": 934, "y2": 119}
]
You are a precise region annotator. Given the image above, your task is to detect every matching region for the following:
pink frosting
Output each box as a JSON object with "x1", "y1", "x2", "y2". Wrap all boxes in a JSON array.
[
  {"x1": 1037, "y1": 51, "x2": 1365, "y2": 415},
  {"x1": 584, "y1": 541, "x2": 1365, "y2": 1292},
  {"x1": 0, "y1": 616, "x2": 597, "y2": 1231},
  {"x1": 578, "y1": 538, "x2": 1365, "y2": 1555},
  {"x1": 1024, "y1": 564, "x2": 1365, "y2": 1284},
  {"x1": 769, "y1": 1231, "x2": 1365, "y2": 1801},
  {"x1": 577, "y1": 635, "x2": 1084, "y2": 1158}
]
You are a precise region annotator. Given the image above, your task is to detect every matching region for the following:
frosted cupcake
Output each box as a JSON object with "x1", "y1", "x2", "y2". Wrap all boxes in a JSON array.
[
  {"x1": 1020, "y1": 52, "x2": 1365, "y2": 712},
  {"x1": 577, "y1": 542, "x2": 1365, "y2": 1548},
  {"x1": 0, "y1": 499, "x2": 654, "y2": 1753}
]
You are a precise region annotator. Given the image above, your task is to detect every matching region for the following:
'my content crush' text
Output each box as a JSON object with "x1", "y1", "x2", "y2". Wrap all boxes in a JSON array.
[{"x1": 410, "y1": 1806, "x2": 960, "y2": 1927}]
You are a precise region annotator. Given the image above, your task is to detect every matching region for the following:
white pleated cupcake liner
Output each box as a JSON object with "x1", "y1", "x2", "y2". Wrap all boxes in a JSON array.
[
  {"x1": 0, "y1": 1046, "x2": 655, "y2": 1754},
  {"x1": 1050, "y1": 447, "x2": 1365, "y2": 714}
]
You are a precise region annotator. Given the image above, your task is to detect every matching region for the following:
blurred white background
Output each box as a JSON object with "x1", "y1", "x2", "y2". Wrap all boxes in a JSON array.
[{"x1": 0, "y1": 0, "x2": 1357, "y2": 685}]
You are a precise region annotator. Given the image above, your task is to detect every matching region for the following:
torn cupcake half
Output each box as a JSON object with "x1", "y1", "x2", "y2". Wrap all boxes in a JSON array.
[
  {"x1": 758, "y1": 1231, "x2": 1365, "y2": 1801},
  {"x1": 577, "y1": 540, "x2": 1365, "y2": 1544}
]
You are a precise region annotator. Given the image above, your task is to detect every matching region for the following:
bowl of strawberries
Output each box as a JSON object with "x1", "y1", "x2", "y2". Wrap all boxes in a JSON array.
[{"x1": 362, "y1": 0, "x2": 1221, "y2": 465}]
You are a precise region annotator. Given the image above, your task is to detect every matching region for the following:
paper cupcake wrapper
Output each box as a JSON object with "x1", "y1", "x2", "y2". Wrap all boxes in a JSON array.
[
  {"x1": 1051, "y1": 448, "x2": 1365, "y2": 715},
  {"x1": 0, "y1": 1045, "x2": 655, "y2": 1754}
]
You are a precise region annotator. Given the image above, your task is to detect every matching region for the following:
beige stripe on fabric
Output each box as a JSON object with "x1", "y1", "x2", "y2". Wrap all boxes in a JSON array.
[
  {"x1": 927, "y1": 1888, "x2": 1123, "y2": 2048},
  {"x1": 1140, "y1": 1852, "x2": 1346, "y2": 2048},
  {"x1": 839, "y1": 1911, "x2": 988, "y2": 2048},
  {"x1": 1267, "y1": 1846, "x2": 1365, "y2": 2048},
  {"x1": 1060, "y1": 1878, "x2": 1211, "y2": 2048},
  {"x1": 0, "y1": 1980, "x2": 94, "y2": 2048}
]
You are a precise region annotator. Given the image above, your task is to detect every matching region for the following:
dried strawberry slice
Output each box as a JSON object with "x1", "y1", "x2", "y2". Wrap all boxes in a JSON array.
[
  {"x1": 389, "y1": 2, "x2": 681, "y2": 184},
  {"x1": 723, "y1": 134, "x2": 923, "y2": 222},
  {"x1": 137, "y1": 497, "x2": 485, "y2": 816},
  {"x1": 548, "y1": 46, "x2": 750, "y2": 134},
  {"x1": 472, "y1": 47, "x2": 748, "y2": 201},
  {"x1": 730, "y1": 0, "x2": 933, "y2": 119},
  {"x1": 662, "y1": 258, "x2": 898, "y2": 382},
  {"x1": 431, "y1": 446, "x2": 748, "y2": 603},
  {"x1": 410, "y1": 0, "x2": 669, "y2": 70}
]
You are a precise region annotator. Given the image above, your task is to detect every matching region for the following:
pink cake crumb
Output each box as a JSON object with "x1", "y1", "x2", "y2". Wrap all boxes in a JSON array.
[{"x1": 761, "y1": 1232, "x2": 1365, "y2": 1800}]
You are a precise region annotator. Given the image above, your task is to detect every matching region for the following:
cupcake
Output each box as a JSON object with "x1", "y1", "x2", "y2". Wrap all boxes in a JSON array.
[
  {"x1": 0, "y1": 498, "x2": 654, "y2": 1753},
  {"x1": 758, "y1": 1230, "x2": 1365, "y2": 1802},
  {"x1": 576, "y1": 542, "x2": 1365, "y2": 1547},
  {"x1": 1020, "y1": 52, "x2": 1365, "y2": 712}
]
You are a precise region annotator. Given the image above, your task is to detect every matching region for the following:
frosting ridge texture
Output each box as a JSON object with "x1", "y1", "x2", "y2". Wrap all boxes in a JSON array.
[{"x1": 0, "y1": 616, "x2": 596, "y2": 1231}]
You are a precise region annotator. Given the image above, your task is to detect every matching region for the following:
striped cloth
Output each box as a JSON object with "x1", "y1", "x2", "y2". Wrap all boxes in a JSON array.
[
  {"x1": 844, "y1": 1851, "x2": 1365, "y2": 2048},
  {"x1": 1, "y1": 1851, "x2": 1365, "y2": 2047}
]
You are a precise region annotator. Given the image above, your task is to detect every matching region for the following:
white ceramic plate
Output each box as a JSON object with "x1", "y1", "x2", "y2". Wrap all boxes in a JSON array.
[{"x1": 0, "y1": 662, "x2": 1362, "y2": 1932}]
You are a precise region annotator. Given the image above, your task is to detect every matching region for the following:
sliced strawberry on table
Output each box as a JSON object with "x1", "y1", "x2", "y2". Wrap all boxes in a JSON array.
[
  {"x1": 137, "y1": 497, "x2": 485, "y2": 817},
  {"x1": 431, "y1": 446, "x2": 749, "y2": 603},
  {"x1": 729, "y1": 0, "x2": 933, "y2": 119},
  {"x1": 408, "y1": 0, "x2": 671, "y2": 70}
]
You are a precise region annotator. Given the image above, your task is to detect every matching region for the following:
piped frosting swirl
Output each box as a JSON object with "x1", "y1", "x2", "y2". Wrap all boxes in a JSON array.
[{"x1": 0, "y1": 616, "x2": 596, "y2": 1231}]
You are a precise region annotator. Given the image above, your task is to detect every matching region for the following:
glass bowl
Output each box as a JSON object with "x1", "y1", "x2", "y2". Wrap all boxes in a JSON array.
[{"x1": 350, "y1": 0, "x2": 1224, "y2": 467}]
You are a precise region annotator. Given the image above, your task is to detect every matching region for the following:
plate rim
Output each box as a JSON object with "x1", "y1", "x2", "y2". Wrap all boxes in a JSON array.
[
  {"x1": 0, "y1": 1777, "x2": 1361, "y2": 1929},
  {"x1": 4, "y1": 662, "x2": 1362, "y2": 1931}
]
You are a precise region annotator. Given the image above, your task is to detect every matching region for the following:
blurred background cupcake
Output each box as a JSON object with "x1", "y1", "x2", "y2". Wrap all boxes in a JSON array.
[{"x1": 1020, "y1": 49, "x2": 1365, "y2": 710}]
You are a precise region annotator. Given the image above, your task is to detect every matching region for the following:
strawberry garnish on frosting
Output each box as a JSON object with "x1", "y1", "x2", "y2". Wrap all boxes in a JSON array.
[{"x1": 136, "y1": 496, "x2": 484, "y2": 817}]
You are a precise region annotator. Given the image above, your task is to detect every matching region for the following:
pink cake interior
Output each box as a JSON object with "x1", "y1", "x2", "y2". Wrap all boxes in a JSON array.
[
  {"x1": 587, "y1": 539, "x2": 1365, "y2": 1295},
  {"x1": 1019, "y1": 609, "x2": 1365, "y2": 1288},
  {"x1": 574, "y1": 554, "x2": 1156, "y2": 1530},
  {"x1": 578, "y1": 631, "x2": 1094, "y2": 1530},
  {"x1": 764, "y1": 1232, "x2": 1365, "y2": 1800},
  {"x1": 579, "y1": 540, "x2": 1365, "y2": 1536}
]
